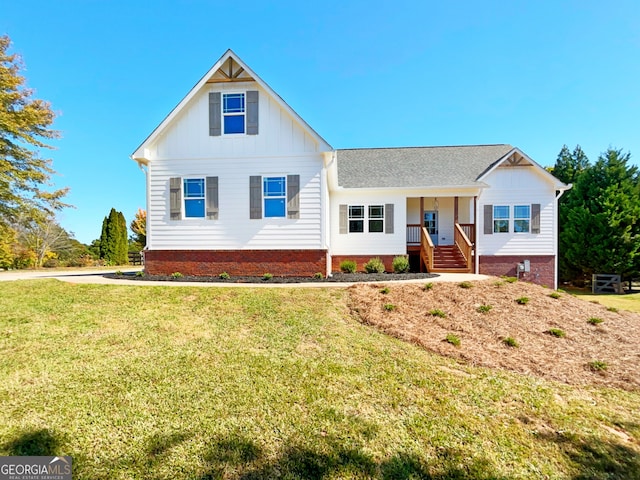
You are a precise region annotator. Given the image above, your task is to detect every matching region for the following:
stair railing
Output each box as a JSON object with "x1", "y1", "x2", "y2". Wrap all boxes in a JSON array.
[
  {"x1": 421, "y1": 227, "x2": 435, "y2": 272},
  {"x1": 454, "y1": 223, "x2": 473, "y2": 272}
]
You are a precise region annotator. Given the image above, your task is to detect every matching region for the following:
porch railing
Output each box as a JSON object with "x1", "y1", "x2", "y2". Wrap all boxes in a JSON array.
[
  {"x1": 458, "y1": 223, "x2": 475, "y2": 245},
  {"x1": 454, "y1": 223, "x2": 473, "y2": 272},
  {"x1": 421, "y1": 226, "x2": 435, "y2": 272},
  {"x1": 406, "y1": 224, "x2": 421, "y2": 245}
]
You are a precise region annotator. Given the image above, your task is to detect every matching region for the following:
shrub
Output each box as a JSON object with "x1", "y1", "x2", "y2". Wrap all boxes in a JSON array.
[
  {"x1": 503, "y1": 276, "x2": 518, "y2": 283},
  {"x1": 380, "y1": 287, "x2": 390, "y2": 294},
  {"x1": 587, "y1": 317, "x2": 604, "y2": 325},
  {"x1": 588, "y1": 360, "x2": 608, "y2": 372},
  {"x1": 477, "y1": 304, "x2": 493, "y2": 314},
  {"x1": 114, "y1": 270, "x2": 123, "y2": 276},
  {"x1": 429, "y1": 309, "x2": 447, "y2": 318},
  {"x1": 493, "y1": 280, "x2": 505, "y2": 287},
  {"x1": 262, "y1": 273, "x2": 273, "y2": 281},
  {"x1": 515, "y1": 297, "x2": 530, "y2": 305},
  {"x1": 313, "y1": 272, "x2": 324, "y2": 280},
  {"x1": 219, "y1": 272, "x2": 230, "y2": 279},
  {"x1": 424, "y1": 282, "x2": 434, "y2": 291},
  {"x1": 445, "y1": 333, "x2": 461, "y2": 347},
  {"x1": 392, "y1": 255, "x2": 410, "y2": 273},
  {"x1": 384, "y1": 303, "x2": 396, "y2": 311},
  {"x1": 503, "y1": 337, "x2": 519, "y2": 348},
  {"x1": 135, "y1": 271, "x2": 145, "y2": 277},
  {"x1": 171, "y1": 272, "x2": 183, "y2": 279},
  {"x1": 459, "y1": 281, "x2": 473, "y2": 289},
  {"x1": 364, "y1": 257, "x2": 385, "y2": 274},
  {"x1": 549, "y1": 292, "x2": 561, "y2": 299},
  {"x1": 606, "y1": 306, "x2": 619, "y2": 313},
  {"x1": 547, "y1": 328, "x2": 566, "y2": 338},
  {"x1": 339, "y1": 259, "x2": 357, "y2": 274}
]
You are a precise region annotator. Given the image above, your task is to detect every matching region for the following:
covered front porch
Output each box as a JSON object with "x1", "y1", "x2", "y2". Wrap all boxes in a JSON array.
[{"x1": 406, "y1": 196, "x2": 476, "y2": 273}]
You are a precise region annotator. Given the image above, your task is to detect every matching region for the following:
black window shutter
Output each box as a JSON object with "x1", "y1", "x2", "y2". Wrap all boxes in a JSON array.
[
  {"x1": 531, "y1": 203, "x2": 541, "y2": 234},
  {"x1": 206, "y1": 176, "x2": 219, "y2": 220},
  {"x1": 339, "y1": 205, "x2": 348, "y2": 234},
  {"x1": 385, "y1": 204, "x2": 394, "y2": 234},
  {"x1": 209, "y1": 92, "x2": 221, "y2": 136},
  {"x1": 287, "y1": 174, "x2": 300, "y2": 219},
  {"x1": 484, "y1": 204, "x2": 493, "y2": 235},
  {"x1": 169, "y1": 177, "x2": 182, "y2": 220},
  {"x1": 246, "y1": 90, "x2": 259, "y2": 135},
  {"x1": 249, "y1": 176, "x2": 262, "y2": 219}
]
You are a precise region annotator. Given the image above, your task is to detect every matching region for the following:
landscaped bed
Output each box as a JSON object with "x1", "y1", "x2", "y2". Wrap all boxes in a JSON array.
[
  {"x1": 107, "y1": 271, "x2": 438, "y2": 283},
  {"x1": 348, "y1": 279, "x2": 640, "y2": 390}
]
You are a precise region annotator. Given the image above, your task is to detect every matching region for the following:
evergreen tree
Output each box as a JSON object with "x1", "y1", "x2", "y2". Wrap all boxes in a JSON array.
[
  {"x1": 0, "y1": 35, "x2": 69, "y2": 226},
  {"x1": 559, "y1": 148, "x2": 640, "y2": 280},
  {"x1": 553, "y1": 145, "x2": 591, "y2": 281},
  {"x1": 99, "y1": 208, "x2": 128, "y2": 265}
]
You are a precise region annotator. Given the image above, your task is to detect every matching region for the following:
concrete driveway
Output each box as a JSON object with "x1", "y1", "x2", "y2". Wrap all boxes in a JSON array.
[{"x1": 0, "y1": 267, "x2": 490, "y2": 287}]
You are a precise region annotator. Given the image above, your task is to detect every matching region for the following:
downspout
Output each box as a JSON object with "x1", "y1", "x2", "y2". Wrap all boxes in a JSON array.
[
  {"x1": 323, "y1": 151, "x2": 337, "y2": 277},
  {"x1": 553, "y1": 184, "x2": 572, "y2": 290}
]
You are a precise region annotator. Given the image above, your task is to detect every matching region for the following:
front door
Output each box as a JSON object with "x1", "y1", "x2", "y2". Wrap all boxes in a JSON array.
[{"x1": 424, "y1": 211, "x2": 438, "y2": 246}]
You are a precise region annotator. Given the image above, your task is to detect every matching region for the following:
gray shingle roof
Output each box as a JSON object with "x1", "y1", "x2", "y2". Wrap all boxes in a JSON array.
[{"x1": 336, "y1": 144, "x2": 514, "y2": 188}]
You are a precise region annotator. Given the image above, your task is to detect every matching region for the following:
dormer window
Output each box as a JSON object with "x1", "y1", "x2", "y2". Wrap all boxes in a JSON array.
[{"x1": 223, "y1": 93, "x2": 245, "y2": 134}]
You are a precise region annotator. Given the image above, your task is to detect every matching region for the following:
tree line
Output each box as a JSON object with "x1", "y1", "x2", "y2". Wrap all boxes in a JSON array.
[{"x1": 550, "y1": 145, "x2": 640, "y2": 284}]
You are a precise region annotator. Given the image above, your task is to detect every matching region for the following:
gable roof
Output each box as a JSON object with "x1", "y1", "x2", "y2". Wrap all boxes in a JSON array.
[
  {"x1": 336, "y1": 144, "x2": 516, "y2": 189},
  {"x1": 132, "y1": 49, "x2": 332, "y2": 162}
]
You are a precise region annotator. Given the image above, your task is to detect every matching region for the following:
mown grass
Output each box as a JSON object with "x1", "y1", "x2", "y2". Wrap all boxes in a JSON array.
[
  {"x1": 570, "y1": 289, "x2": 640, "y2": 313},
  {"x1": 1, "y1": 280, "x2": 639, "y2": 479}
]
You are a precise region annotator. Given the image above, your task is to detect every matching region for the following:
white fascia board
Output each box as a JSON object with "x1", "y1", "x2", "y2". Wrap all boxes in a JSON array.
[
  {"x1": 329, "y1": 184, "x2": 487, "y2": 195},
  {"x1": 131, "y1": 49, "x2": 332, "y2": 163},
  {"x1": 478, "y1": 147, "x2": 569, "y2": 190}
]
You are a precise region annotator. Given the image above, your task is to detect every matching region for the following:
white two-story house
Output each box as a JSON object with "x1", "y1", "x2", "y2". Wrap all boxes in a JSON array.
[{"x1": 132, "y1": 50, "x2": 570, "y2": 288}]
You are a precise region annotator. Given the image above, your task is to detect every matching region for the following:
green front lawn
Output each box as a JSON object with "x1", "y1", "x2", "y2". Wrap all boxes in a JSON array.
[
  {"x1": 1, "y1": 280, "x2": 639, "y2": 479},
  {"x1": 568, "y1": 289, "x2": 640, "y2": 313}
]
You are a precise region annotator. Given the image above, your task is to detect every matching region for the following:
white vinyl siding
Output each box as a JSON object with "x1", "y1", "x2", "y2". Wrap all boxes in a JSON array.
[
  {"x1": 331, "y1": 192, "x2": 404, "y2": 255},
  {"x1": 153, "y1": 83, "x2": 320, "y2": 160},
  {"x1": 478, "y1": 167, "x2": 556, "y2": 256},
  {"x1": 147, "y1": 155, "x2": 323, "y2": 250}
]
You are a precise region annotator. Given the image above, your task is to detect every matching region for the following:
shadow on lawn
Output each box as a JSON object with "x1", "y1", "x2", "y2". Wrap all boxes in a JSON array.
[
  {"x1": 2, "y1": 428, "x2": 62, "y2": 456},
  {"x1": 196, "y1": 434, "x2": 505, "y2": 480}
]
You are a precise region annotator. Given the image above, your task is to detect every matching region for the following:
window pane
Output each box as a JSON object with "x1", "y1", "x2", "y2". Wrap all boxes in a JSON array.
[
  {"x1": 349, "y1": 205, "x2": 364, "y2": 218},
  {"x1": 349, "y1": 220, "x2": 364, "y2": 233},
  {"x1": 223, "y1": 93, "x2": 245, "y2": 113},
  {"x1": 185, "y1": 199, "x2": 204, "y2": 217},
  {"x1": 494, "y1": 205, "x2": 509, "y2": 219},
  {"x1": 514, "y1": 205, "x2": 530, "y2": 219},
  {"x1": 264, "y1": 198, "x2": 285, "y2": 217},
  {"x1": 369, "y1": 219, "x2": 383, "y2": 232},
  {"x1": 264, "y1": 177, "x2": 286, "y2": 197},
  {"x1": 514, "y1": 219, "x2": 530, "y2": 233},
  {"x1": 369, "y1": 205, "x2": 384, "y2": 218},
  {"x1": 224, "y1": 115, "x2": 245, "y2": 134},
  {"x1": 184, "y1": 178, "x2": 204, "y2": 198},
  {"x1": 494, "y1": 219, "x2": 509, "y2": 233}
]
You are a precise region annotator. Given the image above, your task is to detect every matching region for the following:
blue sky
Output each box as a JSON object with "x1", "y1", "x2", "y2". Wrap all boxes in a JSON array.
[{"x1": 2, "y1": 0, "x2": 639, "y2": 244}]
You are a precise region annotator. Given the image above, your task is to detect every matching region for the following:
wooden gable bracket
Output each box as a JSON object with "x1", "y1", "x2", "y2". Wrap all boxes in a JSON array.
[{"x1": 207, "y1": 57, "x2": 251, "y2": 83}]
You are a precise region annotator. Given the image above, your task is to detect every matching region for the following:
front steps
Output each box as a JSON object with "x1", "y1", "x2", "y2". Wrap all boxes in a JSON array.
[{"x1": 430, "y1": 245, "x2": 472, "y2": 273}]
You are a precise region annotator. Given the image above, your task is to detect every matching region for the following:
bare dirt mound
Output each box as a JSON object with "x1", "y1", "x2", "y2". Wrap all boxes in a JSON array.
[{"x1": 348, "y1": 279, "x2": 640, "y2": 390}]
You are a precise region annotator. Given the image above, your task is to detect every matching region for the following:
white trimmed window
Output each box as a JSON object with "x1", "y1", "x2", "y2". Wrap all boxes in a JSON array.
[
  {"x1": 348, "y1": 205, "x2": 364, "y2": 233},
  {"x1": 222, "y1": 92, "x2": 245, "y2": 134},
  {"x1": 368, "y1": 205, "x2": 384, "y2": 233},
  {"x1": 263, "y1": 176, "x2": 286, "y2": 218},
  {"x1": 514, "y1": 205, "x2": 531, "y2": 233},
  {"x1": 183, "y1": 178, "x2": 205, "y2": 218},
  {"x1": 493, "y1": 205, "x2": 509, "y2": 233}
]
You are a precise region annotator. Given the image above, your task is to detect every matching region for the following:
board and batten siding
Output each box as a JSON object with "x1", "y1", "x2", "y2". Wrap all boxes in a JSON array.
[
  {"x1": 151, "y1": 82, "x2": 320, "y2": 160},
  {"x1": 477, "y1": 167, "x2": 556, "y2": 256},
  {"x1": 147, "y1": 155, "x2": 324, "y2": 250},
  {"x1": 329, "y1": 191, "x2": 407, "y2": 255}
]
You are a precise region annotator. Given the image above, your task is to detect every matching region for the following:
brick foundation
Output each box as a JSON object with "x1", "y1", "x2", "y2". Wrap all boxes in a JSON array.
[
  {"x1": 331, "y1": 255, "x2": 398, "y2": 273},
  {"x1": 479, "y1": 255, "x2": 555, "y2": 287},
  {"x1": 144, "y1": 250, "x2": 327, "y2": 277}
]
